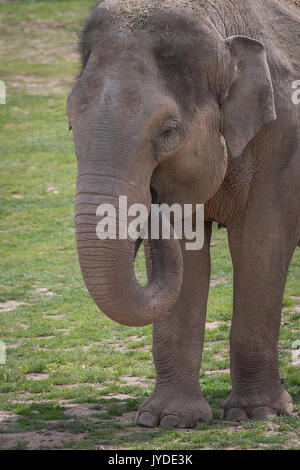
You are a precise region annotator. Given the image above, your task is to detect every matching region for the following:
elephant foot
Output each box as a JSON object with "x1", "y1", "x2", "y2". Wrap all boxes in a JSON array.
[
  {"x1": 222, "y1": 386, "x2": 293, "y2": 421},
  {"x1": 136, "y1": 388, "x2": 212, "y2": 428}
]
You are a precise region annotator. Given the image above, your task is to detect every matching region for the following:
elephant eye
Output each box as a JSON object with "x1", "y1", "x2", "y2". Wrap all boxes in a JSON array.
[
  {"x1": 155, "y1": 119, "x2": 185, "y2": 159},
  {"x1": 162, "y1": 128, "x2": 175, "y2": 137}
]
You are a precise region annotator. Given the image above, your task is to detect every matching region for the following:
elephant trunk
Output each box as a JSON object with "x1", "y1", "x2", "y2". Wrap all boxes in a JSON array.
[{"x1": 75, "y1": 174, "x2": 183, "y2": 327}]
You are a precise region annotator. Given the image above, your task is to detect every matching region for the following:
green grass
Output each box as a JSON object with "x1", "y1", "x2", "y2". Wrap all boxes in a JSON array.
[{"x1": 0, "y1": 0, "x2": 299, "y2": 450}]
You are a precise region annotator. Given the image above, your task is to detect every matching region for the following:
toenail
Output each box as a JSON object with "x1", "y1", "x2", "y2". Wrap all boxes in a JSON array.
[
  {"x1": 137, "y1": 411, "x2": 157, "y2": 428},
  {"x1": 160, "y1": 414, "x2": 181, "y2": 428},
  {"x1": 224, "y1": 407, "x2": 248, "y2": 421},
  {"x1": 251, "y1": 406, "x2": 277, "y2": 419}
]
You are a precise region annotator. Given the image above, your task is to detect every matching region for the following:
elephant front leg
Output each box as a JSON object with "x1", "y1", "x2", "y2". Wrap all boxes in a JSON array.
[
  {"x1": 137, "y1": 222, "x2": 213, "y2": 428},
  {"x1": 223, "y1": 212, "x2": 296, "y2": 421}
]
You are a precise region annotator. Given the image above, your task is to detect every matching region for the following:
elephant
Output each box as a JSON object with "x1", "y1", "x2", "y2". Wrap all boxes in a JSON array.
[{"x1": 67, "y1": 0, "x2": 300, "y2": 427}]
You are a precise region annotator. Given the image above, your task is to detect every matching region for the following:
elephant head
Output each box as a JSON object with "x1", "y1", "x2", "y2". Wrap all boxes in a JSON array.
[{"x1": 67, "y1": 1, "x2": 276, "y2": 327}]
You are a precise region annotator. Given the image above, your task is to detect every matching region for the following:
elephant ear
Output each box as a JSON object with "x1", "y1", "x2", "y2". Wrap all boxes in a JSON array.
[{"x1": 222, "y1": 35, "x2": 277, "y2": 158}]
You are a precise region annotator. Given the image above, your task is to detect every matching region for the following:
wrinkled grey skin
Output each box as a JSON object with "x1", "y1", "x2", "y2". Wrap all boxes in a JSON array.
[{"x1": 67, "y1": 0, "x2": 300, "y2": 427}]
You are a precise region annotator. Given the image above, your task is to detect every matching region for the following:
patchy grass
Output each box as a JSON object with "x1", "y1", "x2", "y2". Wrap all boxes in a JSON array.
[{"x1": 0, "y1": 0, "x2": 299, "y2": 450}]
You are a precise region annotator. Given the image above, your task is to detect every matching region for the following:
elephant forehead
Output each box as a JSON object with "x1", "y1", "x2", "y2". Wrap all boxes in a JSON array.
[
  {"x1": 84, "y1": 2, "x2": 221, "y2": 60},
  {"x1": 98, "y1": 0, "x2": 189, "y2": 17},
  {"x1": 95, "y1": 0, "x2": 206, "y2": 33}
]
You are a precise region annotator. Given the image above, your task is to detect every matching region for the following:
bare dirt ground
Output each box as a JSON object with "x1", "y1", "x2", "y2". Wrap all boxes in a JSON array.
[
  {"x1": 1, "y1": 402, "x2": 298, "y2": 450},
  {"x1": 0, "y1": 17, "x2": 79, "y2": 94}
]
